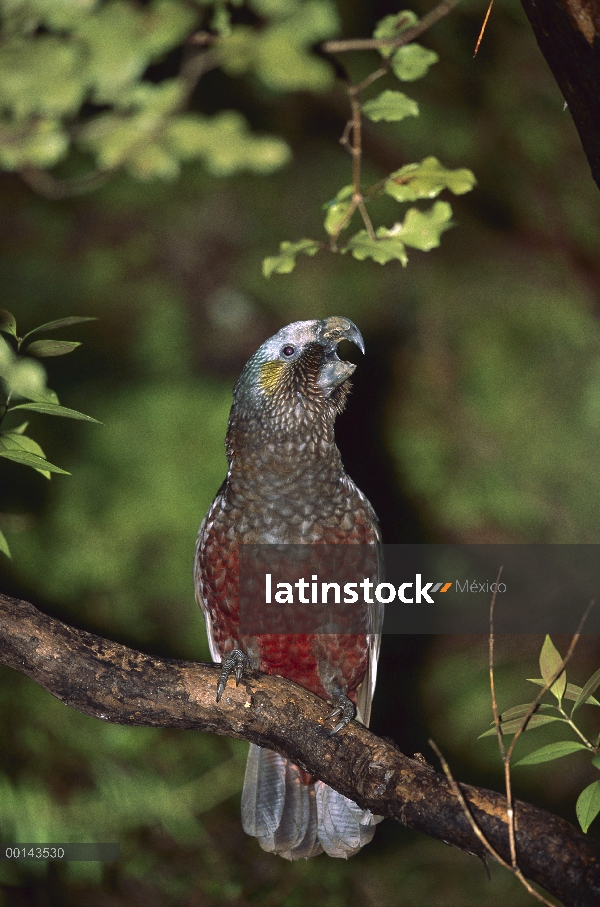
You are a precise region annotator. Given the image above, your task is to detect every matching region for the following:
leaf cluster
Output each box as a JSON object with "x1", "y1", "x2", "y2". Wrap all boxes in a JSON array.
[
  {"x1": 481, "y1": 635, "x2": 600, "y2": 833},
  {"x1": 0, "y1": 0, "x2": 343, "y2": 183},
  {"x1": 263, "y1": 10, "x2": 475, "y2": 276},
  {"x1": 0, "y1": 310, "x2": 98, "y2": 557}
]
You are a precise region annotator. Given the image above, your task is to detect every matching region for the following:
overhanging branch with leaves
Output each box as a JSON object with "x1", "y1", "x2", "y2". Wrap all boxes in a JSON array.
[{"x1": 0, "y1": 592, "x2": 599, "y2": 907}]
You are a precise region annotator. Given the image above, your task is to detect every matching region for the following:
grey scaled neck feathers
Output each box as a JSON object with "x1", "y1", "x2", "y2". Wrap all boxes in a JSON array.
[{"x1": 224, "y1": 317, "x2": 364, "y2": 507}]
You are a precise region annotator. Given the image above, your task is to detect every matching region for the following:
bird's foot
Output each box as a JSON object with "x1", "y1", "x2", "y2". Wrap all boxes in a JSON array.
[
  {"x1": 216, "y1": 649, "x2": 251, "y2": 702},
  {"x1": 327, "y1": 688, "x2": 355, "y2": 735}
]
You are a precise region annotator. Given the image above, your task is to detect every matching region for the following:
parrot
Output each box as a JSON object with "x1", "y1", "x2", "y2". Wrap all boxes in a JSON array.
[{"x1": 194, "y1": 317, "x2": 383, "y2": 860}]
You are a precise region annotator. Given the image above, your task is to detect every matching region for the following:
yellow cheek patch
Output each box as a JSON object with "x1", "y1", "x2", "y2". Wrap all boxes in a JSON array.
[{"x1": 259, "y1": 360, "x2": 287, "y2": 395}]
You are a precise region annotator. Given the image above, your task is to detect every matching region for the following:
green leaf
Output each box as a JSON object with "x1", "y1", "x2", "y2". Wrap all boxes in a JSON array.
[
  {"x1": 25, "y1": 340, "x2": 82, "y2": 358},
  {"x1": 572, "y1": 668, "x2": 600, "y2": 713},
  {"x1": 0, "y1": 448, "x2": 70, "y2": 475},
  {"x1": 540, "y1": 635, "x2": 566, "y2": 703},
  {"x1": 515, "y1": 741, "x2": 589, "y2": 766},
  {"x1": 21, "y1": 316, "x2": 97, "y2": 341},
  {"x1": 9, "y1": 402, "x2": 101, "y2": 423},
  {"x1": 25, "y1": 387, "x2": 60, "y2": 405},
  {"x1": 0, "y1": 35, "x2": 87, "y2": 119},
  {"x1": 344, "y1": 227, "x2": 408, "y2": 266},
  {"x1": 0, "y1": 117, "x2": 69, "y2": 170},
  {"x1": 0, "y1": 341, "x2": 49, "y2": 402},
  {"x1": 211, "y1": 2, "x2": 233, "y2": 37},
  {"x1": 255, "y1": 28, "x2": 336, "y2": 93},
  {"x1": 323, "y1": 185, "x2": 354, "y2": 237},
  {"x1": 0, "y1": 310, "x2": 17, "y2": 339},
  {"x1": 362, "y1": 90, "x2": 419, "y2": 123},
  {"x1": 385, "y1": 157, "x2": 477, "y2": 202},
  {"x1": 592, "y1": 753, "x2": 600, "y2": 771},
  {"x1": 398, "y1": 202, "x2": 453, "y2": 251},
  {"x1": 11, "y1": 0, "x2": 97, "y2": 30},
  {"x1": 373, "y1": 11, "x2": 418, "y2": 58},
  {"x1": 76, "y1": 0, "x2": 198, "y2": 105},
  {"x1": 167, "y1": 111, "x2": 291, "y2": 177},
  {"x1": 0, "y1": 529, "x2": 11, "y2": 559},
  {"x1": 391, "y1": 43, "x2": 438, "y2": 82},
  {"x1": 218, "y1": 3, "x2": 340, "y2": 93},
  {"x1": 263, "y1": 239, "x2": 320, "y2": 277},
  {"x1": 577, "y1": 780, "x2": 600, "y2": 833},
  {"x1": 115, "y1": 78, "x2": 186, "y2": 116},
  {"x1": 498, "y1": 703, "x2": 556, "y2": 721},
  {"x1": 527, "y1": 679, "x2": 600, "y2": 706},
  {"x1": 479, "y1": 714, "x2": 564, "y2": 738},
  {"x1": 0, "y1": 430, "x2": 52, "y2": 479}
]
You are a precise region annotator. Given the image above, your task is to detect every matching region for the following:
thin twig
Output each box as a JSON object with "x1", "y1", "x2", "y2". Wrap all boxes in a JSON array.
[
  {"x1": 489, "y1": 567, "x2": 505, "y2": 758},
  {"x1": 429, "y1": 739, "x2": 556, "y2": 907},
  {"x1": 429, "y1": 738, "x2": 506, "y2": 865},
  {"x1": 356, "y1": 198, "x2": 375, "y2": 238},
  {"x1": 556, "y1": 704, "x2": 596, "y2": 750},
  {"x1": 506, "y1": 600, "x2": 594, "y2": 763},
  {"x1": 488, "y1": 587, "x2": 594, "y2": 903},
  {"x1": 353, "y1": 65, "x2": 389, "y2": 96},
  {"x1": 331, "y1": 88, "x2": 375, "y2": 245},
  {"x1": 179, "y1": 47, "x2": 221, "y2": 105},
  {"x1": 474, "y1": 0, "x2": 495, "y2": 57},
  {"x1": 19, "y1": 167, "x2": 114, "y2": 201},
  {"x1": 348, "y1": 92, "x2": 362, "y2": 199},
  {"x1": 322, "y1": 0, "x2": 463, "y2": 54},
  {"x1": 187, "y1": 31, "x2": 217, "y2": 47},
  {"x1": 488, "y1": 566, "x2": 521, "y2": 869}
]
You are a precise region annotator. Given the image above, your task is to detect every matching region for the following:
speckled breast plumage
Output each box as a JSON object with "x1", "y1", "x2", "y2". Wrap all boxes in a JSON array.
[{"x1": 195, "y1": 466, "x2": 379, "y2": 702}]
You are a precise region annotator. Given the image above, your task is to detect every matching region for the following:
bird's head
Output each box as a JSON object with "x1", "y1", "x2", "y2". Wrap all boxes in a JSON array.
[{"x1": 231, "y1": 317, "x2": 365, "y2": 428}]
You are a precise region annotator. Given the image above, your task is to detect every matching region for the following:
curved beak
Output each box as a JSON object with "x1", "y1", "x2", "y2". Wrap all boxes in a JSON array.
[
  {"x1": 316, "y1": 317, "x2": 365, "y2": 396},
  {"x1": 318, "y1": 317, "x2": 365, "y2": 354}
]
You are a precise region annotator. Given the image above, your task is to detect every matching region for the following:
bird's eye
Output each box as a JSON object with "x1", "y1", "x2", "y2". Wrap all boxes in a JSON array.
[{"x1": 281, "y1": 345, "x2": 296, "y2": 358}]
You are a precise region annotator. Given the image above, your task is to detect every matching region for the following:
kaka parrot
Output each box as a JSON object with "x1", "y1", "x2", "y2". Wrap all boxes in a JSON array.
[{"x1": 194, "y1": 317, "x2": 383, "y2": 859}]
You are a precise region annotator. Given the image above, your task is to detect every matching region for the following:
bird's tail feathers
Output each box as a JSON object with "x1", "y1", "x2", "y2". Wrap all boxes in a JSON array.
[{"x1": 241, "y1": 744, "x2": 382, "y2": 860}]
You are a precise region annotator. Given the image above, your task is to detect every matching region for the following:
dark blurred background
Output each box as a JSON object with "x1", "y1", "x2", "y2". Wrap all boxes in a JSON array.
[{"x1": 1, "y1": 0, "x2": 599, "y2": 903}]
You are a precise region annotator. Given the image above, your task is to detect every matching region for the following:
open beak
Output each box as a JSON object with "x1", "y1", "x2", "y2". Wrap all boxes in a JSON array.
[{"x1": 316, "y1": 317, "x2": 365, "y2": 396}]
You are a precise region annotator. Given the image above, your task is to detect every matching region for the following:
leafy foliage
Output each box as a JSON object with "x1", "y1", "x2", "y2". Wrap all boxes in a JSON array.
[
  {"x1": 262, "y1": 9, "x2": 475, "y2": 275},
  {"x1": 0, "y1": 310, "x2": 97, "y2": 556},
  {"x1": 263, "y1": 239, "x2": 320, "y2": 277},
  {"x1": 0, "y1": 0, "x2": 338, "y2": 181},
  {"x1": 216, "y1": 0, "x2": 339, "y2": 91},
  {"x1": 480, "y1": 636, "x2": 600, "y2": 833}
]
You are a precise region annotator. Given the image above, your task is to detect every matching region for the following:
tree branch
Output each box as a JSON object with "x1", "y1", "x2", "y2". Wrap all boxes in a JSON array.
[
  {"x1": 519, "y1": 0, "x2": 600, "y2": 192},
  {"x1": 1, "y1": 592, "x2": 599, "y2": 905}
]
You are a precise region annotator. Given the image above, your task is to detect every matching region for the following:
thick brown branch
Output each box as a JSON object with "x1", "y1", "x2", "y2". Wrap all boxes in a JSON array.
[
  {"x1": 519, "y1": 0, "x2": 600, "y2": 191},
  {"x1": 1, "y1": 593, "x2": 599, "y2": 906}
]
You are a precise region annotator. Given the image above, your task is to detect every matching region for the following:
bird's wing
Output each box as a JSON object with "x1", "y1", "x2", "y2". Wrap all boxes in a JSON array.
[
  {"x1": 194, "y1": 479, "x2": 227, "y2": 664},
  {"x1": 353, "y1": 490, "x2": 384, "y2": 729}
]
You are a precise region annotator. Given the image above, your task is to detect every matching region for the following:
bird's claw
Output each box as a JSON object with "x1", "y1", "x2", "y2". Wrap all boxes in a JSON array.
[
  {"x1": 327, "y1": 689, "x2": 355, "y2": 735},
  {"x1": 216, "y1": 649, "x2": 251, "y2": 702}
]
